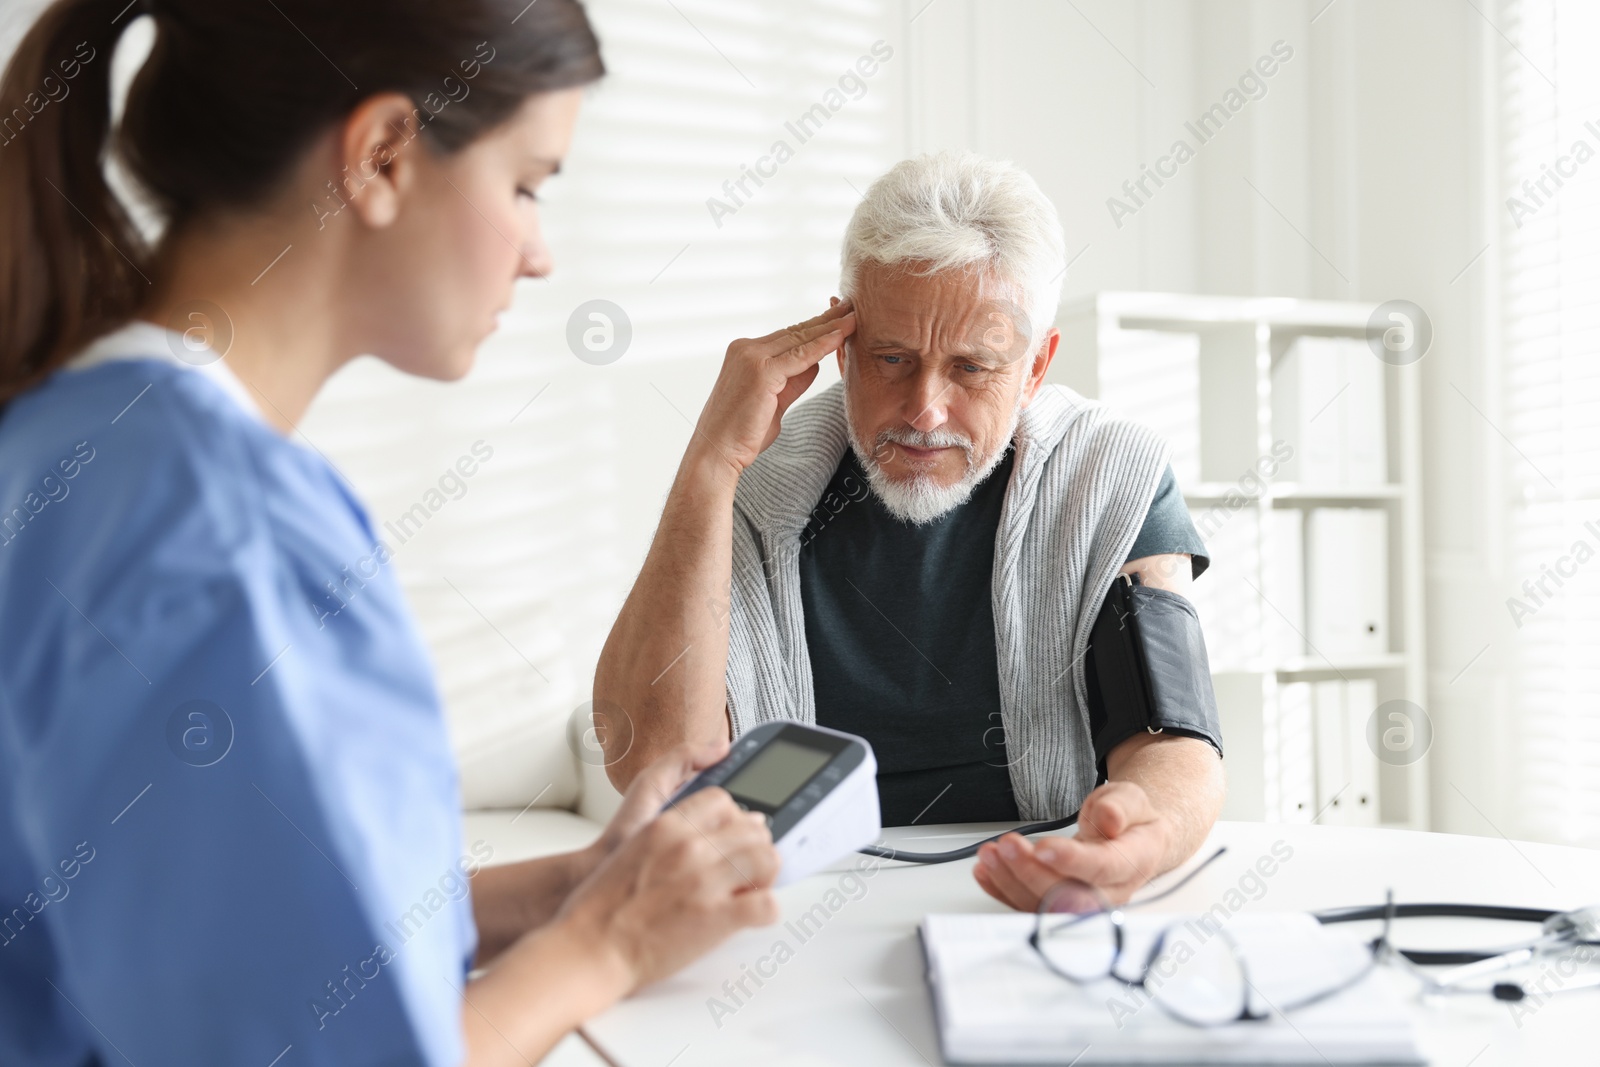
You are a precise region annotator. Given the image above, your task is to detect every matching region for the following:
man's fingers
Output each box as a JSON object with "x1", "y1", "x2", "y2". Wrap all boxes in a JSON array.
[
  {"x1": 755, "y1": 311, "x2": 855, "y2": 368},
  {"x1": 1078, "y1": 793, "x2": 1126, "y2": 841},
  {"x1": 755, "y1": 300, "x2": 857, "y2": 347},
  {"x1": 976, "y1": 844, "x2": 1041, "y2": 911},
  {"x1": 966, "y1": 844, "x2": 1030, "y2": 908},
  {"x1": 753, "y1": 304, "x2": 845, "y2": 345},
  {"x1": 984, "y1": 835, "x2": 1077, "y2": 903},
  {"x1": 774, "y1": 361, "x2": 821, "y2": 416},
  {"x1": 1078, "y1": 781, "x2": 1156, "y2": 841},
  {"x1": 770, "y1": 316, "x2": 855, "y2": 375},
  {"x1": 1035, "y1": 834, "x2": 1150, "y2": 895}
]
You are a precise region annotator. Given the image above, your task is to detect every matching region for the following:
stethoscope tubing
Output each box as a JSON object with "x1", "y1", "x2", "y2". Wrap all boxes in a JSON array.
[
  {"x1": 856, "y1": 813, "x2": 1079, "y2": 863},
  {"x1": 1314, "y1": 902, "x2": 1600, "y2": 965}
]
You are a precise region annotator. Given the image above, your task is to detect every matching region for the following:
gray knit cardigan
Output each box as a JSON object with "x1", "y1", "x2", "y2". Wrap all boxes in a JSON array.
[{"x1": 723, "y1": 381, "x2": 1170, "y2": 819}]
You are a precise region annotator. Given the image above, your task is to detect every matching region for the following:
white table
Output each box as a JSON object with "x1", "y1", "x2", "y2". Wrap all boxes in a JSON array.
[{"x1": 564, "y1": 820, "x2": 1600, "y2": 1066}]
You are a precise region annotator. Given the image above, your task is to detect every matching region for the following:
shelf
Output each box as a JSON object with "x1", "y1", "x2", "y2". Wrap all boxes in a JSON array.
[
  {"x1": 1275, "y1": 654, "x2": 1409, "y2": 676},
  {"x1": 1271, "y1": 483, "x2": 1403, "y2": 503},
  {"x1": 1060, "y1": 290, "x2": 1379, "y2": 331},
  {"x1": 1183, "y1": 482, "x2": 1402, "y2": 504},
  {"x1": 1210, "y1": 655, "x2": 1410, "y2": 677},
  {"x1": 1059, "y1": 291, "x2": 1428, "y2": 833}
]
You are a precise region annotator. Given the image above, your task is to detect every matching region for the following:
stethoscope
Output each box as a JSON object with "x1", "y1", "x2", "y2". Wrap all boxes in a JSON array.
[{"x1": 1314, "y1": 902, "x2": 1600, "y2": 1001}]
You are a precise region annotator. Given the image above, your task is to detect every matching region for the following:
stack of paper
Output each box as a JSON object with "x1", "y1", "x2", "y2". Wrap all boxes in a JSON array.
[{"x1": 920, "y1": 911, "x2": 1421, "y2": 1064}]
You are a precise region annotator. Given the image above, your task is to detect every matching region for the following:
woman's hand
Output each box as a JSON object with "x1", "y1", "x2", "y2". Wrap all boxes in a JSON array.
[
  {"x1": 459, "y1": 781, "x2": 780, "y2": 1066},
  {"x1": 556, "y1": 785, "x2": 781, "y2": 993},
  {"x1": 470, "y1": 740, "x2": 735, "y2": 965},
  {"x1": 690, "y1": 301, "x2": 856, "y2": 478},
  {"x1": 588, "y1": 738, "x2": 733, "y2": 860}
]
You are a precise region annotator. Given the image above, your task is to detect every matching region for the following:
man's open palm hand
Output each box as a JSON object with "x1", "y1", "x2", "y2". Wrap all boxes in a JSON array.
[{"x1": 972, "y1": 781, "x2": 1174, "y2": 912}]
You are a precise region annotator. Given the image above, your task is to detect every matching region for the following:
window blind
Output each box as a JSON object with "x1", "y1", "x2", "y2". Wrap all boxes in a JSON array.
[
  {"x1": 1499, "y1": 0, "x2": 1600, "y2": 846},
  {"x1": 298, "y1": 0, "x2": 900, "y2": 808}
]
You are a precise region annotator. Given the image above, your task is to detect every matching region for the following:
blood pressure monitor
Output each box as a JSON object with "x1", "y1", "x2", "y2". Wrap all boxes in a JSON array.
[{"x1": 668, "y1": 721, "x2": 880, "y2": 886}]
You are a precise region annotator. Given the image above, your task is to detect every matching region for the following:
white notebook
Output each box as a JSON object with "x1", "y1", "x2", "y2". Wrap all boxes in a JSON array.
[{"x1": 920, "y1": 911, "x2": 1421, "y2": 1064}]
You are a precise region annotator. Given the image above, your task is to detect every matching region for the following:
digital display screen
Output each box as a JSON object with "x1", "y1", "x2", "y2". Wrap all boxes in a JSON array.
[{"x1": 724, "y1": 738, "x2": 833, "y2": 809}]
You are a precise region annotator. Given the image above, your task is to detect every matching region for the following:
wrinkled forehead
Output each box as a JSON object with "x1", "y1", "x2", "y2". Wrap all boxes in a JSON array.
[{"x1": 848, "y1": 262, "x2": 1033, "y2": 364}]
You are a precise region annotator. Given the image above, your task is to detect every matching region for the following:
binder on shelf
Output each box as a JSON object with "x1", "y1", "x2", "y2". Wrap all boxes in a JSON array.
[
  {"x1": 1271, "y1": 336, "x2": 1388, "y2": 487},
  {"x1": 1313, "y1": 681, "x2": 1347, "y2": 823},
  {"x1": 1265, "y1": 509, "x2": 1305, "y2": 661},
  {"x1": 1344, "y1": 679, "x2": 1380, "y2": 827},
  {"x1": 1342, "y1": 341, "x2": 1387, "y2": 485},
  {"x1": 1302, "y1": 679, "x2": 1382, "y2": 827},
  {"x1": 1306, "y1": 507, "x2": 1389, "y2": 662},
  {"x1": 1276, "y1": 682, "x2": 1315, "y2": 823}
]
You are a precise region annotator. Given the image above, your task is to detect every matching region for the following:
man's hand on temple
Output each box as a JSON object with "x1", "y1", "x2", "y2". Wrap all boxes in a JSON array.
[{"x1": 690, "y1": 301, "x2": 857, "y2": 478}]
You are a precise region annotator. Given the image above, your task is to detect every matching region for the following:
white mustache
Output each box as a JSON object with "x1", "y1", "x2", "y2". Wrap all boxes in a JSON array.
[{"x1": 870, "y1": 427, "x2": 974, "y2": 464}]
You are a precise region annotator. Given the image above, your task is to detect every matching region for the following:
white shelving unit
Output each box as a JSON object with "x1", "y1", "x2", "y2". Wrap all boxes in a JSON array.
[{"x1": 1054, "y1": 292, "x2": 1429, "y2": 831}]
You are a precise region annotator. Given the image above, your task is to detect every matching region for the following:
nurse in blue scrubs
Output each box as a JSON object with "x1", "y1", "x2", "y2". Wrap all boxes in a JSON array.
[{"x1": 0, "y1": 1, "x2": 801, "y2": 1064}]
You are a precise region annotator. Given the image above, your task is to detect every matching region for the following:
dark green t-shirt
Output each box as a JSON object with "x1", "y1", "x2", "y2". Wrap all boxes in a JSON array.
[{"x1": 798, "y1": 449, "x2": 1207, "y2": 826}]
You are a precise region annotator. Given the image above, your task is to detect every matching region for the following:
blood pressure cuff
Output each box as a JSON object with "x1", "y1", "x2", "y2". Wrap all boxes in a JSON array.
[{"x1": 1084, "y1": 573, "x2": 1224, "y2": 780}]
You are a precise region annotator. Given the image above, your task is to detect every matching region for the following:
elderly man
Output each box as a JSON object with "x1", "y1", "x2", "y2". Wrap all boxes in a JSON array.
[{"x1": 595, "y1": 152, "x2": 1224, "y2": 910}]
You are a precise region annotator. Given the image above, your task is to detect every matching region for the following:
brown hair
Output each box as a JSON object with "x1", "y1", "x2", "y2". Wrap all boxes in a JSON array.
[{"x1": 0, "y1": 0, "x2": 603, "y2": 402}]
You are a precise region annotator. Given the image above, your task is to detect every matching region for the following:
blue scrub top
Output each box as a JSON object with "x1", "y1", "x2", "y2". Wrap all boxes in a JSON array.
[{"x1": 0, "y1": 325, "x2": 476, "y2": 1066}]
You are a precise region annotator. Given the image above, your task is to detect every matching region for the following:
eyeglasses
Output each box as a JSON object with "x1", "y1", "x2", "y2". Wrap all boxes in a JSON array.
[{"x1": 1028, "y1": 848, "x2": 1389, "y2": 1028}]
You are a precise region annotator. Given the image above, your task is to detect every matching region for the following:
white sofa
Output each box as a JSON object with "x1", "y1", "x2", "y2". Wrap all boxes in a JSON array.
[{"x1": 459, "y1": 705, "x2": 622, "y2": 865}]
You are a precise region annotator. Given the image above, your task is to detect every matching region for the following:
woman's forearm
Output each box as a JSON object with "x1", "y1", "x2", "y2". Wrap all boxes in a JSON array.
[
  {"x1": 469, "y1": 848, "x2": 596, "y2": 967},
  {"x1": 460, "y1": 915, "x2": 632, "y2": 1067}
]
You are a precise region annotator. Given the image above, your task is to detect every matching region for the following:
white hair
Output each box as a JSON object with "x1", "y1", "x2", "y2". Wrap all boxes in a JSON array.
[{"x1": 839, "y1": 151, "x2": 1067, "y2": 352}]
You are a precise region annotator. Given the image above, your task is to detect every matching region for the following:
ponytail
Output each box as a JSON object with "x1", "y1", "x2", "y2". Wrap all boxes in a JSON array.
[
  {"x1": 0, "y1": 0, "x2": 603, "y2": 405},
  {"x1": 0, "y1": 0, "x2": 149, "y2": 403}
]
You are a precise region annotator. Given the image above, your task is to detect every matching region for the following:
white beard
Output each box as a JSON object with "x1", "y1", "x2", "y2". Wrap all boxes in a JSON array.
[{"x1": 844, "y1": 380, "x2": 1023, "y2": 526}]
